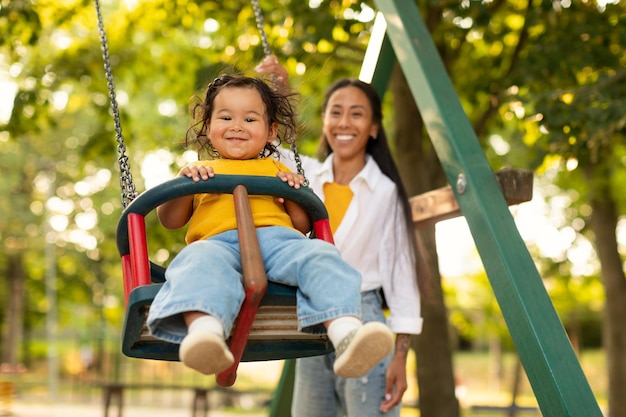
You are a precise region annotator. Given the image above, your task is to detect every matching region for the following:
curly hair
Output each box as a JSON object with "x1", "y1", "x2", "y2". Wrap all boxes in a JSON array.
[{"x1": 186, "y1": 74, "x2": 298, "y2": 159}]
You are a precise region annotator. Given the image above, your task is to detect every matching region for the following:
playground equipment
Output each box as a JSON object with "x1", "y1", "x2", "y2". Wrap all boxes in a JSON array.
[
  {"x1": 96, "y1": 0, "x2": 604, "y2": 414},
  {"x1": 279, "y1": 1, "x2": 600, "y2": 416},
  {"x1": 272, "y1": 1, "x2": 603, "y2": 416},
  {"x1": 95, "y1": 0, "x2": 335, "y2": 388}
]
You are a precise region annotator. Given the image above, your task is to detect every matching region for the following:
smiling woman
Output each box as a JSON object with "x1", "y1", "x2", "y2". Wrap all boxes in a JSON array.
[{"x1": 255, "y1": 56, "x2": 423, "y2": 416}]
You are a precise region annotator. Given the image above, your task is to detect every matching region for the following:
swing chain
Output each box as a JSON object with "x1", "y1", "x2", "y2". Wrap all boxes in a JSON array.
[
  {"x1": 250, "y1": 0, "x2": 308, "y2": 186},
  {"x1": 290, "y1": 143, "x2": 307, "y2": 186},
  {"x1": 251, "y1": 0, "x2": 272, "y2": 59},
  {"x1": 94, "y1": 0, "x2": 137, "y2": 209},
  {"x1": 96, "y1": 0, "x2": 306, "y2": 195}
]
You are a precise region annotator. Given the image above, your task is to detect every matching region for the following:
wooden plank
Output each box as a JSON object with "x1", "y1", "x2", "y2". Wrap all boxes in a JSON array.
[{"x1": 411, "y1": 168, "x2": 533, "y2": 228}]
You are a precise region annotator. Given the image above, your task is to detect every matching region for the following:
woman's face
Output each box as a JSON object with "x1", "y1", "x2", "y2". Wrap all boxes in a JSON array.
[{"x1": 322, "y1": 86, "x2": 379, "y2": 162}]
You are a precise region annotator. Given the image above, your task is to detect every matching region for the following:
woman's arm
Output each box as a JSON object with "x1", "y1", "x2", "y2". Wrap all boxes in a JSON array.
[
  {"x1": 380, "y1": 333, "x2": 411, "y2": 412},
  {"x1": 376, "y1": 192, "x2": 422, "y2": 411}
]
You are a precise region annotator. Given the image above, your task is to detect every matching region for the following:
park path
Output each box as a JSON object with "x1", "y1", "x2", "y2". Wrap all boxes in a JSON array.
[{"x1": 7, "y1": 402, "x2": 265, "y2": 417}]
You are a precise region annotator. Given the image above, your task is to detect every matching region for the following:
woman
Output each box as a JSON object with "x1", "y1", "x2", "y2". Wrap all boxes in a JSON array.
[{"x1": 257, "y1": 56, "x2": 423, "y2": 416}]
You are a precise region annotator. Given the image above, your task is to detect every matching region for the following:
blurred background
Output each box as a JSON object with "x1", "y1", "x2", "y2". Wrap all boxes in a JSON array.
[{"x1": 1, "y1": 0, "x2": 625, "y2": 416}]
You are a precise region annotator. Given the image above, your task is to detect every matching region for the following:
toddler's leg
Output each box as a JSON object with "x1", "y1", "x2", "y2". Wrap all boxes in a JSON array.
[
  {"x1": 326, "y1": 317, "x2": 394, "y2": 378},
  {"x1": 179, "y1": 312, "x2": 234, "y2": 375},
  {"x1": 258, "y1": 227, "x2": 394, "y2": 376}
]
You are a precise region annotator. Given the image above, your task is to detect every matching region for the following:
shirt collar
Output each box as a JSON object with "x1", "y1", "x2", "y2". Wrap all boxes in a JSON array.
[{"x1": 315, "y1": 154, "x2": 384, "y2": 192}]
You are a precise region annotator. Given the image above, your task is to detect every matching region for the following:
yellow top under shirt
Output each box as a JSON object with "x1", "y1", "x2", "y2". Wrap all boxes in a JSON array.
[
  {"x1": 185, "y1": 158, "x2": 295, "y2": 244},
  {"x1": 323, "y1": 182, "x2": 354, "y2": 234}
]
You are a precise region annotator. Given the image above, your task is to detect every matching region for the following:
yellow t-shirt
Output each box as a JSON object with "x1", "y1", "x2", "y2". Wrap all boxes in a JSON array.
[
  {"x1": 322, "y1": 182, "x2": 354, "y2": 234},
  {"x1": 185, "y1": 158, "x2": 295, "y2": 243}
]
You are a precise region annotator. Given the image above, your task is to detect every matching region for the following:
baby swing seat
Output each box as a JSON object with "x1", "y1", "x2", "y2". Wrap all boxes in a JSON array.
[{"x1": 116, "y1": 174, "x2": 335, "y2": 386}]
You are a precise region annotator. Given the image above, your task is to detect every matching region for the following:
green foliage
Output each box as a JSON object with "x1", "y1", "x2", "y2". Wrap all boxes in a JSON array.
[
  {"x1": 0, "y1": 0, "x2": 376, "y2": 363},
  {"x1": 415, "y1": 0, "x2": 626, "y2": 360},
  {"x1": 445, "y1": 270, "x2": 514, "y2": 350},
  {"x1": 510, "y1": 2, "x2": 626, "y2": 174},
  {"x1": 1, "y1": 0, "x2": 623, "y2": 373}
]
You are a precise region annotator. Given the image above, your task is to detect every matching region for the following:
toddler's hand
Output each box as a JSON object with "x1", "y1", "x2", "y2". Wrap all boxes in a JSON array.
[
  {"x1": 179, "y1": 165, "x2": 214, "y2": 182},
  {"x1": 275, "y1": 172, "x2": 304, "y2": 204},
  {"x1": 277, "y1": 171, "x2": 304, "y2": 189}
]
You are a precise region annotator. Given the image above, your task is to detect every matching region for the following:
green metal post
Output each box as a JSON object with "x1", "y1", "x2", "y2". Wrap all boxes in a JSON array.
[
  {"x1": 359, "y1": 12, "x2": 396, "y2": 97},
  {"x1": 268, "y1": 359, "x2": 295, "y2": 417},
  {"x1": 368, "y1": 33, "x2": 395, "y2": 98},
  {"x1": 370, "y1": 0, "x2": 602, "y2": 416}
]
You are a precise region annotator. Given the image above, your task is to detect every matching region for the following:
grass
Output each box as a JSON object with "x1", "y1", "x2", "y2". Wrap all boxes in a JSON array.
[{"x1": 398, "y1": 348, "x2": 606, "y2": 416}]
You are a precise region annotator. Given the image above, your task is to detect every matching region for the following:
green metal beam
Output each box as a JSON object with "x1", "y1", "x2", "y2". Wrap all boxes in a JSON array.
[
  {"x1": 359, "y1": 12, "x2": 396, "y2": 97},
  {"x1": 371, "y1": 0, "x2": 602, "y2": 415},
  {"x1": 268, "y1": 359, "x2": 295, "y2": 417},
  {"x1": 367, "y1": 33, "x2": 395, "y2": 98}
]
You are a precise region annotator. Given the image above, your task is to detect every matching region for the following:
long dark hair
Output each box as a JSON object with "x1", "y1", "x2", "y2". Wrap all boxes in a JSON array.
[
  {"x1": 319, "y1": 79, "x2": 419, "y2": 272},
  {"x1": 187, "y1": 74, "x2": 298, "y2": 159}
]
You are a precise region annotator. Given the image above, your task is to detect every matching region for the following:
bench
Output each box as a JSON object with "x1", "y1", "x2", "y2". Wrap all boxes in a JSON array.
[
  {"x1": 102, "y1": 383, "x2": 210, "y2": 417},
  {"x1": 101, "y1": 382, "x2": 270, "y2": 417}
]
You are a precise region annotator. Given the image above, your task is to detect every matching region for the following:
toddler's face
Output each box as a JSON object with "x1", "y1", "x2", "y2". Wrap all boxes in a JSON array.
[{"x1": 207, "y1": 86, "x2": 277, "y2": 160}]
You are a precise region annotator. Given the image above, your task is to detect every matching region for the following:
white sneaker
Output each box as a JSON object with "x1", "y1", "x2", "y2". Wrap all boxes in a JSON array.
[
  {"x1": 179, "y1": 332, "x2": 234, "y2": 375},
  {"x1": 333, "y1": 322, "x2": 394, "y2": 378}
]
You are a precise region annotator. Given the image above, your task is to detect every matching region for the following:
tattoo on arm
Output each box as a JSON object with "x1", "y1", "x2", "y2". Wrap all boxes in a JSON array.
[{"x1": 395, "y1": 334, "x2": 411, "y2": 356}]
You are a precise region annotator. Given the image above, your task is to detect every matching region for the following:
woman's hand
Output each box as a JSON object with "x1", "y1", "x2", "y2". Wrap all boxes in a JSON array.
[
  {"x1": 380, "y1": 334, "x2": 411, "y2": 412},
  {"x1": 255, "y1": 55, "x2": 290, "y2": 93}
]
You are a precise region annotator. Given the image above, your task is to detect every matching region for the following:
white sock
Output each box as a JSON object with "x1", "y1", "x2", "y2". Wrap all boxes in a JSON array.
[
  {"x1": 187, "y1": 315, "x2": 225, "y2": 338},
  {"x1": 327, "y1": 316, "x2": 362, "y2": 347}
]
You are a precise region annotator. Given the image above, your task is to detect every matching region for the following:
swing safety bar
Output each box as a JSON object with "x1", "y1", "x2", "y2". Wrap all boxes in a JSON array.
[{"x1": 116, "y1": 175, "x2": 335, "y2": 386}]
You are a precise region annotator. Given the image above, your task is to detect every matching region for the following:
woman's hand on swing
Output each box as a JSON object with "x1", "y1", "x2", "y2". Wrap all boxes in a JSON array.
[
  {"x1": 179, "y1": 164, "x2": 215, "y2": 182},
  {"x1": 255, "y1": 55, "x2": 289, "y2": 94}
]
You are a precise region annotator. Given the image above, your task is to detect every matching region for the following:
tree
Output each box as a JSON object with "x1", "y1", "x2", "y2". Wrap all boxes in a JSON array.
[
  {"x1": 2, "y1": 1, "x2": 624, "y2": 415},
  {"x1": 509, "y1": 3, "x2": 626, "y2": 415},
  {"x1": 391, "y1": 1, "x2": 625, "y2": 415},
  {"x1": 0, "y1": 0, "x2": 375, "y2": 375},
  {"x1": 0, "y1": 0, "x2": 131, "y2": 368}
]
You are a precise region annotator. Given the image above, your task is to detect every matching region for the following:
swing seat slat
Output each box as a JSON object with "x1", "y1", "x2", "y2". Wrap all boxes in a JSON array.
[{"x1": 121, "y1": 283, "x2": 332, "y2": 361}]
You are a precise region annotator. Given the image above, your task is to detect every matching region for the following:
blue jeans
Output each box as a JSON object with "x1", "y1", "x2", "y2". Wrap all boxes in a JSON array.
[
  {"x1": 291, "y1": 290, "x2": 399, "y2": 417},
  {"x1": 147, "y1": 226, "x2": 362, "y2": 343}
]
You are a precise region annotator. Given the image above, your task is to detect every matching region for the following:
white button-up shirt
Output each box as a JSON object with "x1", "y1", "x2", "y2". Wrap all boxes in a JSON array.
[{"x1": 284, "y1": 152, "x2": 423, "y2": 335}]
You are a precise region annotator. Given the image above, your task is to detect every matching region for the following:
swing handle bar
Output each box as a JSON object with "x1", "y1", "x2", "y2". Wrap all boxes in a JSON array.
[{"x1": 116, "y1": 174, "x2": 333, "y2": 291}]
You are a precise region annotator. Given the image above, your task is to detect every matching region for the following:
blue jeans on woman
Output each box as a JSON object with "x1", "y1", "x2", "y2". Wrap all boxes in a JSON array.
[
  {"x1": 147, "y1": 226, "x2": 362, "y2": 343},
  {"x1": 291, "y1": 290, "x2": 398, "y2": 417}
]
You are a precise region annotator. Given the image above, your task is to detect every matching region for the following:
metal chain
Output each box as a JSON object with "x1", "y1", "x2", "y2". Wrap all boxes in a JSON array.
[
  {"x1": 94, "y1": 0, "x2": 137, "y2": 209},
  {"x1": 250, "y1": 0, "x2": 308, "y2": 186},
  {"x1": 96, "y1": 0, "x2": 307, "y2": 197},
  {"x1": 251, "y1": 0, "x2": 272, "y2": 58}
]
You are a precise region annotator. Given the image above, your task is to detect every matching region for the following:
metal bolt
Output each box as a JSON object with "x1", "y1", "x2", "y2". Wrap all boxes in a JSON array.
[{"x1": 456, "y1": 173, "x2": 467, "y2": 194}]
